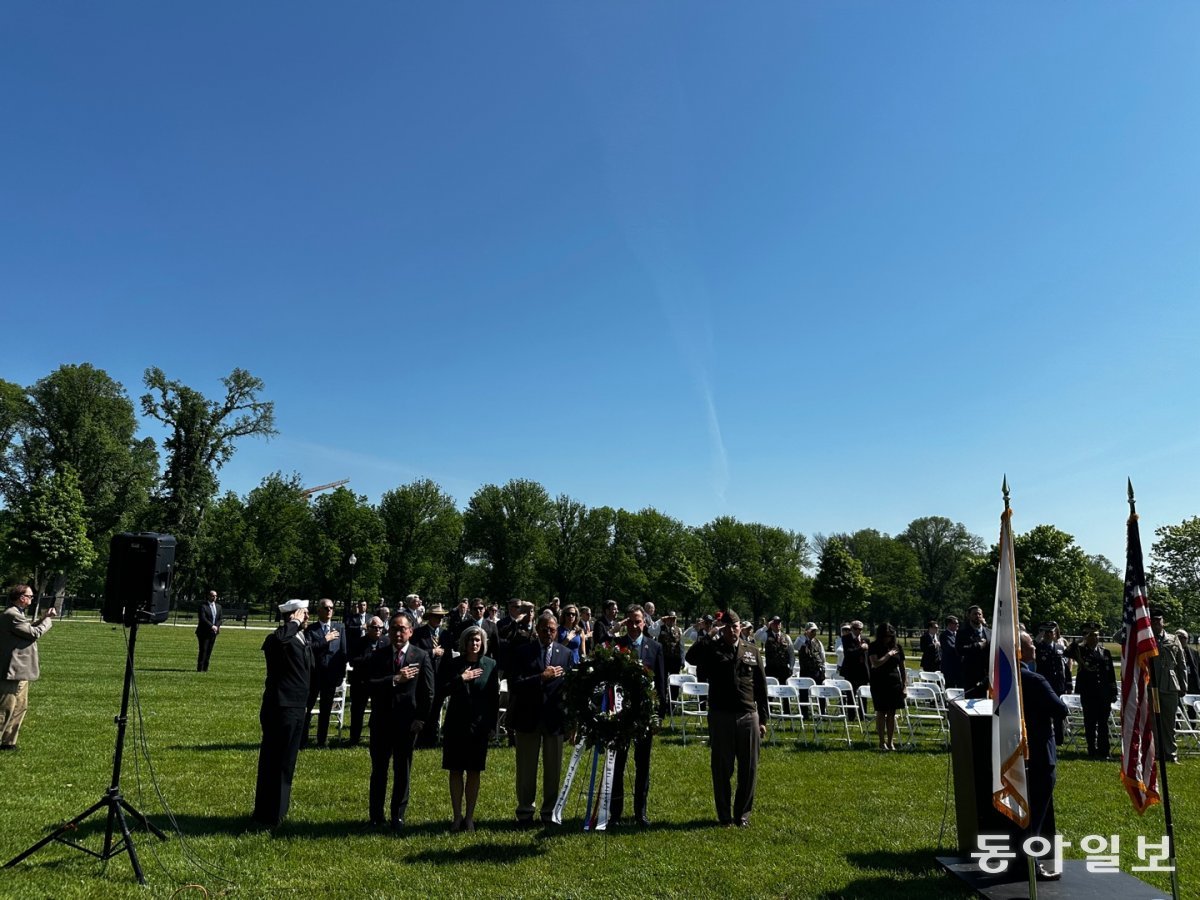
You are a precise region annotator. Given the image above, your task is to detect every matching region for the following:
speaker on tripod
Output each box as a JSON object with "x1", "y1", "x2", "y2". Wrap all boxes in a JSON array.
[{"x1": 102, "y1": 533, "x2": 176, "y2": 626}]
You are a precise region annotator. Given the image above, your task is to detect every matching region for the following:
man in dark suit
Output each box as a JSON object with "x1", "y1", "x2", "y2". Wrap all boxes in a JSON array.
[
  {"x1": 347, "y1": 616, "x2": 388, "y2": 745},
  {"x1": 1019, "y1": 630, "x2": 1068, "y2": 881},
  {"x1": 939, "y1": 616, "x2": 962, "y2": 688},
  {"x1": 611, "y1": 604, "x2": 669, "y2": 826},
  {"x1": 413, "y1": 604, "x2": 451, "y2": 748},
  {"x1": 344, "y1": 600, "x2": 370, "y2": 649},
  {"x1": 253, "y1": 599, "x2": 313, "y2": 828},
  {"x1": 496, "y1": 598, "x2": 535, "y2": 674},
  {"x1": 592, "y1": 599, "x2": 620, "y2": 648},
  {"x1": 196, "y1": 589, "x2": 223, "y2": 672},
  {"x1": 365, "y1": 611, "x2": 434, "y2": 830},
  {"x1": 957, "y1": 606, "x2": 991, "y2": 698},
  {"x1": 305, "y1": 598, "x2": 347, "y2": 747},
  {"x1": 509, "y1": 610, "x2": 574, "y2": 826}
]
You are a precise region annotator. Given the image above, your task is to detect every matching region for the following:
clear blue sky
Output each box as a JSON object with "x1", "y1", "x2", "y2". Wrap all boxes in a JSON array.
[{"x1": 3, "y1": 3, "x2": 1198, "y2": 567}]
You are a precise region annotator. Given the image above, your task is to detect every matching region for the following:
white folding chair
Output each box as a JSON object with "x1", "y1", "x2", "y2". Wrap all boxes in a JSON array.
[
  {"x1": 809, "y1": 684, "x2": 853, "y2": 747},
  {"x1": 1175, "y1": 693, "x2": 1200, "y2": 754},
  {"x1": 830, "y1": 677, "x2": 864, "y2": 732},
  {"x1": 857, "y1": 685, "x2": 874, "y2": 725},
  {"x1": 668, "y1": 673, "x2": 696, "y2": 728},
  {"x1": 917, "y1": 670, "x2": 946, "y2": 691},
  {"x1": 765, "y1": 676, "x2": 780, "y2": 687},
  {"x1": 496, "y1": 678, "x2": 509, "y2": 741},
  {"x1": 1062, "y1": 694, "x2": 1084, "y2": 749},
  {"x1": 904, "y1": 684, "x2": 948, "y2": 746},
  {"x1": 680, "y1": 682, "x2": 710, "y2": 746},
  {"x1": 767, "y1": 684, "x2": 807, "y2": 744},
  {"x1": 945, "y1": 687, "x2": 965, "y2": 703}
]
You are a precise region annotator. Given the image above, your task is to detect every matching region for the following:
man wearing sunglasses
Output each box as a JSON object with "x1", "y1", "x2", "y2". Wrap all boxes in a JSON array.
[{"x1": 0, "y1": 584, "x2": 58, "y2": 751}]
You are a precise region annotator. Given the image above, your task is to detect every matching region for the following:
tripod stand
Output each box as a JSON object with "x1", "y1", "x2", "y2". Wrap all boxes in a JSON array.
[{"x1": 5, "y1": 621, "x2": 167, "y2": 884}]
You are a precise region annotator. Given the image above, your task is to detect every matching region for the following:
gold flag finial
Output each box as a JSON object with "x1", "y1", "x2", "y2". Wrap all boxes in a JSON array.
[
  {"x1": 1002, "y1": 475, "x2": 1010, "y2": 512},
  {"x1": 1128, "y1": 477, "x2": 1137, "y2": 517}
]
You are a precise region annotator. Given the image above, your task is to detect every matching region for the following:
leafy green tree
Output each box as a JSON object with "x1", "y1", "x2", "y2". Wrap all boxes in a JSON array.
[
  {"x1": 191, "y1": 491, "x2": 252, "y2": 604},
  {"x1": 1151, "y1": 517, "x2": 1200, "y2": 632},
  {"x1": 542, "y1": 495, "x2": 609, "y2": 606},
  {"x1": 0, "y1": 366, "x2": 157, "y2": 590},
  {"x1": 695, "y1": 516, "x2": 760, "y2": 614},
  {"x1": 141, "y1": 367, "x2": 276, "y2": 595},
  {"x1": 811, "y1": 538, "x2": 872, "y2": 646},
  {"x1": 8, "y1": 466, "x2": 96, "y2": 594},
  {"x1": 970, "y1": 525, "x2": 1097, "y2": 631},
  {"x1": 243, "y1": 473, "x2": 314, "y2": 603},
  {"x1": 306, "y1": 487, "x2": 386, "y2": 608},
  {"x1": 846, "y1": 529, "x2": 923, "y2": 627},
  {"x1": 462, "y1": 479, "x2": 552, "y2": 602},
  {"x1": 744, "y1": 523, "x2": 810, "y2": 626},
  {"x1": 1086, "y1": 554, "x2": 1124, "y2": 629},
  {"x1": 378, "y1": 478, "x2": 463, "y2": 602},
  {"x1": 630, "y1": 508, "x2": 705, "y2": 619},
  {"x1": 898, "y1": 516, "x2": 985, "y2": 617}
]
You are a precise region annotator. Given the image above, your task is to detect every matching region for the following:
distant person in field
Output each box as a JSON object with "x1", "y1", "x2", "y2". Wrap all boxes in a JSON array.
[
  {"x1": 919, "y1": 619, "x2": 940, "y2": 673},
  {"x1": 938, "y1": 616, "x2": 962, "y2": 688},
  {"x1": 957, "y1": 606, "x2": 991, "y2": 697},
  {"x1": 195, "y1": 589, "x2": 223, "y2": 672},
  {"x1": 0, "y1": 584, "x2": 57, "y2": 751}
]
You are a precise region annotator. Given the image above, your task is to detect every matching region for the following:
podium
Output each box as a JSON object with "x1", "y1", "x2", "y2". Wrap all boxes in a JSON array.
[{"x1": 947, "y1": 698, "x2": 1011, "y2": 855}]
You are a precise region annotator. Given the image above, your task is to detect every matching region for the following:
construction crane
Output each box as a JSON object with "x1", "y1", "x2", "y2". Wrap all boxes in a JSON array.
[{"x1": 300, "y1": 478, "x2": 350, "y2": 499}]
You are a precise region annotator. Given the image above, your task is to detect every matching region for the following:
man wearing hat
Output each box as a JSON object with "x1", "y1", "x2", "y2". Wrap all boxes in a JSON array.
[
  {"x1": 685, "y1": 609, "x2": 769, "y2": 827},
  {"x1": 1065, "y1": 622, "x2": 1117, "y2": 758},
  {"x1": 253, "y1": 599, "x2": 314, "y2": 828},
  {"x1": 413, "y1": 604, "x2": 451, "y2": 748},
  {"x1": 497, "y1": 598, "x2": 535, "y2": 676},
  {"x1": 657, "y1": 611, "x2": 685, "y2": 696},
  {"x1": 1034, "y1": 622, "x2": 1070, "y2": 746},
  {"x1": 1150, "y1": 611, "x2": 1188, "y2": 762},
  {"x1": 762, "y1": 617, "x2": 794, "y2": 689}
]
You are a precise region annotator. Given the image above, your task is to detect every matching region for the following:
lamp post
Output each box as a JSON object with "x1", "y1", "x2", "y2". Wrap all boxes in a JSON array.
[{"x1": 346, "y1": 552, "x2": 357, "y2": 622}]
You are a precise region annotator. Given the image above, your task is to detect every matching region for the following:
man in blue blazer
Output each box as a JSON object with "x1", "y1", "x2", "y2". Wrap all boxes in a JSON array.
[
  {"x1": 611, "y1": 604, "x2": 668, "y2": 826},
  {"x1": 365, "y1": 611, "x2": 434, "y2": 830},
  {"x1": 509, "y1": 610, "x2": 574, "y2": 826}
]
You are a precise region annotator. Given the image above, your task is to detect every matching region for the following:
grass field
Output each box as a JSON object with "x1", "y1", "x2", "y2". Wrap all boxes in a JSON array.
[{"x1": 0, "y1": 619, "x2": 1193, "y2": 899}]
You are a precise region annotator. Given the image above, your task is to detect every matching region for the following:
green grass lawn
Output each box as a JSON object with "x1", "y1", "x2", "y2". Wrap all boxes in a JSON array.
[{"x1": 0, "y1": 620, "x2": 1193, "y2": 899}]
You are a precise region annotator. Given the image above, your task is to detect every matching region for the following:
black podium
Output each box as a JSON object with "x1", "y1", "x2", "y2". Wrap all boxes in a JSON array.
[{"x1": 947, "y1": 697, "x2": 1012, "y2": 856}]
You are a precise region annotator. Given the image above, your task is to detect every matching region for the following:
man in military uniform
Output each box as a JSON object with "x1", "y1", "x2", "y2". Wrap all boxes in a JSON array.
[
  {"x1": 685, "y1": 609, "x2": 769, "y2": 827},
  {"x1": 1034, "y1": 622, "x2": 1070, "y2": 746},
  {"x1": 1066, "y1": 622, "x2": 1117, "y2": 758},
  {"x1": 656, "y1": 611, "x2": 685, "y2": 699},
  {"x1": 763, "y1": 617, "x2": 795, "y2": 711},
  {"x1": 1150, "y1": 611, "x2": 1188, "y2": 763}
]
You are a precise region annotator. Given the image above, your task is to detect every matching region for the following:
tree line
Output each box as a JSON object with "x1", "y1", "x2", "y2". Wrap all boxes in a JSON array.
[{"x1": 2, "y1": 363, "x2": 1198, "y2": 633}]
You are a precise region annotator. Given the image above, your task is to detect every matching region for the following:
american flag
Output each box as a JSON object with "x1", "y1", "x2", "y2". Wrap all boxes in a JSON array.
[{"x1": 1121, "y1": 511, "x2": 1159, "y2": 813}]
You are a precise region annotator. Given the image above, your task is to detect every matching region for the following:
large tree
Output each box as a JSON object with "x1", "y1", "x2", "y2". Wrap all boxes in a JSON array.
[
  {"x1": 898, "y1": 516, "x2": 984, "y2": 616},
  {"x1": 141, "y1": 367, "x2": 275, "y2": 594},
  {"x1": 695, "y1": 516, "x2": 760, "y2": 616},
  {"x1": 1151, "y1": 517, "x2": 1200, "y2": 632},
  {"x1": 541, "y1": 494, "x2": 609, "y2": 606},
  {"x1": 378, "y1": 478, "x2": 463, "y2": 602},
  {"x1": 306, "y1": 487, "x2": 386, "y2": 609},
  {"x1": 0, "y1": 365, "x2": 157, "y2": 587},
  {"x1": 7, "y1": 465, "x2": 96, "y2": 595},
  {"x1": 845, "y1": 529, "x2": 923, "y2": 627},
  {"x1": 811, "y1": 537, "x2": 872, "y2": 646},
  {"x1": 462, "y1": 479, "x2": 552, "y2": 602}
]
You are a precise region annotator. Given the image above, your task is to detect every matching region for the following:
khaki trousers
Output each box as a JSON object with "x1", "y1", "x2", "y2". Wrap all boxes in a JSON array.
[
  {"x1": 0, "y1": 680, "x2": 29, "y2": 747},
  {"x1": 514, "y1": 729, "x2": 564, "y2": 821}
]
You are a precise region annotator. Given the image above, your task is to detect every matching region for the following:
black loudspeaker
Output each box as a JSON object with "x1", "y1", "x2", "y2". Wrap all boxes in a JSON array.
[{"x1": 103, "y1": 532, "x2": 176, "y2": 626}]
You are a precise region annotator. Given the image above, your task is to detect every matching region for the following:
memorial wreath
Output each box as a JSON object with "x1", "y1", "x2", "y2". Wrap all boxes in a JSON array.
[{"x1": 562, "y1": 645, "x2": 659, "y2": 751}]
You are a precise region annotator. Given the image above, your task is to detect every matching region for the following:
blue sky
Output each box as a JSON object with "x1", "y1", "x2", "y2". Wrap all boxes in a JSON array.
[{"x1": 3, "y1": 3, "x2": 1198, "y2": 567}]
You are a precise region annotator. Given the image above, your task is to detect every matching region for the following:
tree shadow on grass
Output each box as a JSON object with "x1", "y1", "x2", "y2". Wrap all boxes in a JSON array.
[{"x1": 167, "y1": 742, "x2": 261, "y2": 752}]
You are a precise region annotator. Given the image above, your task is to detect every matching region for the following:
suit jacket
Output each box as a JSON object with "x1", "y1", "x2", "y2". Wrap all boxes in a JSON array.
[
  {"x1": 261, "y1": 620, "x2": 314, "y2": 708},
  {"x1": 0, "y1": 605, "x2": 53, "y2": 682},
  {"x1": 196, "y1": 601, "x2": 223, "y2": 636},
  {"x1": 344, "y1": 612, "x2": 370, "y2": 655},
  {"x1": 615, "y1": 635, "x2": 669, "y2": 719},
  {"x1": 593, "y1": 617, "x2": 617, "y2": 648},
  {"x1": 1020, "y1": 665, "x2": 1068, "y2": 772},
  {"x1": 508, "y1": 639, "x2": 574, "y2": 734},
  {"x1": 1183, "y1": 643, "x2": 1200, "y2": 695},
  {"x1": 957, "y1": 625, "x2": 991, "y2": 691},
  {"x1": 365, "y1": 643, "x2": 434, "y2": 726},
  {"x1": 412, "y1": 623, "x2": 451, "y2": 676},
  {"x1": 305, "y1": 620, "x2": 348, "y2": 683}
]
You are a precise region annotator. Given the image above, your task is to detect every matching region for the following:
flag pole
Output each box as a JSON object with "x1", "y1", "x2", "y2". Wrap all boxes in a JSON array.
[{"x1": 1129, "y1": 480, "x2": 1180, "y2": 900}]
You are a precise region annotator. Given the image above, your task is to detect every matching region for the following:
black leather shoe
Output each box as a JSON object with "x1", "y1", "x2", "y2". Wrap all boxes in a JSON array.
[
  {"x1": 389, "y1": 819, "x2": 404, "y2": 833},
  {"x1": 737, "y1": 818, "x2": 751, "y2": 828},
  {"x1": 1035, "y1": 864, "x2": 1061, "y2": 881}
]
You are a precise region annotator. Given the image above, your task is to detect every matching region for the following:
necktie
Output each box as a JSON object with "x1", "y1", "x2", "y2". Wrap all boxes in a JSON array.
[{"x1": 544, "y1": 645, "x2": 551, "y2": 668}]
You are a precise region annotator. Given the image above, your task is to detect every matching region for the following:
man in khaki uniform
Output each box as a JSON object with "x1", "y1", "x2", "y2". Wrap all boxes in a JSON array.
[
  {"x1": 0, "y1": 584, "x2": 58, "y2": 750},
  {"x1": 1151, "y1": 611, "x2": 1188, "y2": 763}
]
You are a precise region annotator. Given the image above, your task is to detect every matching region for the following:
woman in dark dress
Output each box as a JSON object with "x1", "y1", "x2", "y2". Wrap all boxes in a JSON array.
[
  {"x1": 868, "y1": 622, "x2": 907, "y2": 751},
  {"x1": 441, "y1": 625, "x2": 499, "y2": 832}
]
